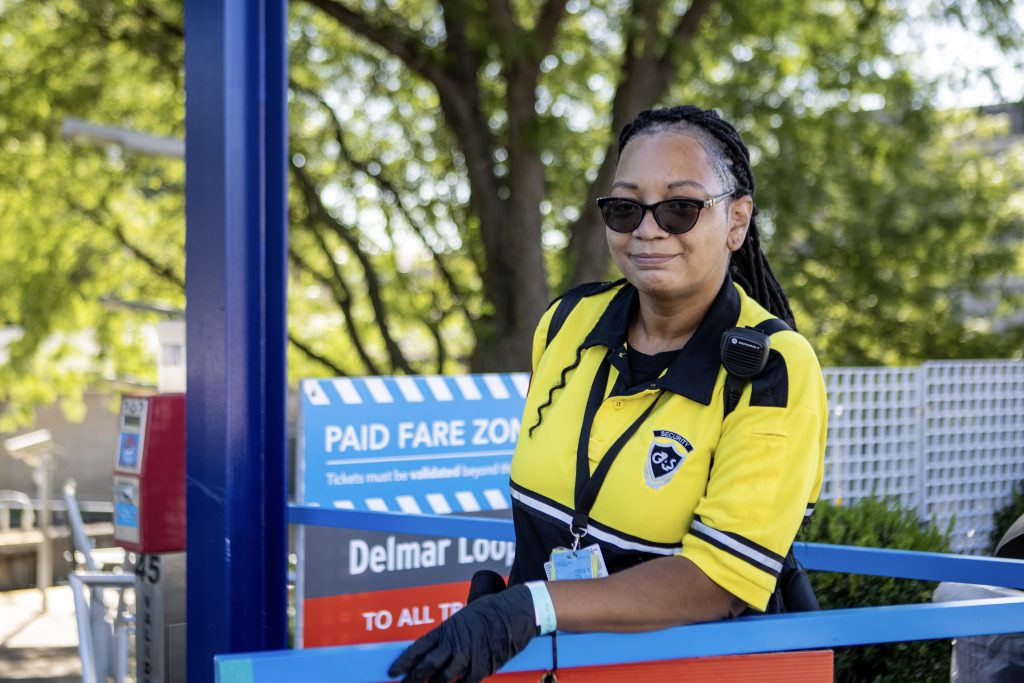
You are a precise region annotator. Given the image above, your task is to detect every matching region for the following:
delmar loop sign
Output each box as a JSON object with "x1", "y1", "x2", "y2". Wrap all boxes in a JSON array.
[{"x1": 297, "y1": 373, "x2": 528, "y2": 647}]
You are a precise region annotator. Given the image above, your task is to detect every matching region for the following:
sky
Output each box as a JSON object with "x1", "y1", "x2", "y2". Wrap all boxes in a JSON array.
[{"x1": 901, "y1": 3, "x2": 1024, "y2": 108}]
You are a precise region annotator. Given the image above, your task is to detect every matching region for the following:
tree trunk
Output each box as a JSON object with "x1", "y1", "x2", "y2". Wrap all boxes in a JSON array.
[
  {"x1": 468, "y1": 59, "x2": 551, "y2": 372},
  {"x1": 568, "y1": 0, "x2": 716, "y2": 287}
]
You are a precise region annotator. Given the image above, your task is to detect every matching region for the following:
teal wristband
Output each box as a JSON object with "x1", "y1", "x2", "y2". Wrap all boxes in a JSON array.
[{"x1": 524, "y1": 581, "x2": 557, "y2": 635}]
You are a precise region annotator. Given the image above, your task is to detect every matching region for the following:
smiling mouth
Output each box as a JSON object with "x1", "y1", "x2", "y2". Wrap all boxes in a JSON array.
[{"x1": 630, "y1": 253, "x2": 677, "y2": 265}]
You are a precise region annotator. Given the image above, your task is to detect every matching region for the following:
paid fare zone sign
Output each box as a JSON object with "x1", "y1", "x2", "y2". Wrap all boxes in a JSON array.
[{"x1": 297, "y1": 374, "x2": 527, "y2": 647}]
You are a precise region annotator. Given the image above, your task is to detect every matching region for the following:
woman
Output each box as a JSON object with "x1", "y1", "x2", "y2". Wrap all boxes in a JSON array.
[{"x1": 390, "y1": 105, "x2": 827, "y2": 683}]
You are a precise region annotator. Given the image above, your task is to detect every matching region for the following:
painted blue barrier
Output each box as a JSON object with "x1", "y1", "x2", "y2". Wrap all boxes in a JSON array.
[
  {"x1": 795, "y1": 541, "x2": 1024, "y2": 588},
  {"x1": 289, "y1": 503, "x2": 516, "y2": 541},
  {"x1": 247, "y1": 505, "x2": 1024, "y2": 683},
  {"x1": 216, "y1": 597, "x2": 1024, "y2": 683},
  {"x1": 289, "y1": 504, "x2": 1024, "y2": 585}
]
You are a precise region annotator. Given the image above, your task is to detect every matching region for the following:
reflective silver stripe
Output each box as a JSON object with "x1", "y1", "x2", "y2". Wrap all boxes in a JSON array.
[
  {"x1": 509, "y1": 488, "x2": 680, "y2": 556},
  {"x1": 690, "y1": 519, "x2": 784, "y2": 573},
  {"x1": 585, "y1": 526, "x2": 679, "y2": 556}
]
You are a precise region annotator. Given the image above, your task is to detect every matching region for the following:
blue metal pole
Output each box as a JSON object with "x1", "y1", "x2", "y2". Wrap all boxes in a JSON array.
[
  {"x1": 288, "y1": 506, "x2": 1024, "y2": 587},
  {"x1": 184, "y1": 0, "x2": 289, "y2": 681},
  {"x1": 795, "y1": 541, "x2": 1024, "y2": 589}
]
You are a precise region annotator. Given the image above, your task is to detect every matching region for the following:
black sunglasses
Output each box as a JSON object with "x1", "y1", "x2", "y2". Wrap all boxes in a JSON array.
[{"x1": 596, "y1": 190, "x2": 736, "y2": 235}]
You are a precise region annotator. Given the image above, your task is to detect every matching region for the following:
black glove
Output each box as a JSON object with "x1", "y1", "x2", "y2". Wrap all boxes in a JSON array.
[
  {"x1": 466, "y1": 569, "x2": 507, "y2": 604},
  {"x1": 388, "y1": 584, "x2": 538, "y2": 683}
]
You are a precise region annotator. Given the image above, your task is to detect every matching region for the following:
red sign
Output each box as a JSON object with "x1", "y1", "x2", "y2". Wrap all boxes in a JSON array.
[{"x1": 303, "y1": 580, "x2": 474, "y2": 647}]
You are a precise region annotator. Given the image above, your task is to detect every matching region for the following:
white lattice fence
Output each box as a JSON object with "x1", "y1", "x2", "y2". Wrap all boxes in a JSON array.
[
  {"x1": 822, "y1": 367, "x2": 921, "y2": 510},
  {"x1": 919, "y1": 361, "x2": 1024, "y2": 553},
  {"x1": 821, "y1": 360, "x2": 1024, "y2": 554}
]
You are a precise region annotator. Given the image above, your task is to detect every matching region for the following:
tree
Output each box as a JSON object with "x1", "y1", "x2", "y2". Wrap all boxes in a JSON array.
[
  {"x1": 0, "y1": 0, "x2": 1022, "y2": 427},
  {"x1": 0, "y1": 0, "x2": 186, "y2": 429},
  {"x1": 287, "y1": 0, "x2": 1024, "y2": 371}
]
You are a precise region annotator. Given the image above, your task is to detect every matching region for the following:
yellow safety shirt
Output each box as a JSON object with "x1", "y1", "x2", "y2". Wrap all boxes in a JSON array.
[{"x1": 508, "y1": 275, "x2": 827, "y2": 611}]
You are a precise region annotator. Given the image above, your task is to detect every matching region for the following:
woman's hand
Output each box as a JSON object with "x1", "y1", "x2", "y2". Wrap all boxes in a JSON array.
[
  {"x1": 388, "y1": 584, "x2": 538, "y2": 683},
  {"x1": 388, "y1": 556, "x2": 743, "y2": 681}
]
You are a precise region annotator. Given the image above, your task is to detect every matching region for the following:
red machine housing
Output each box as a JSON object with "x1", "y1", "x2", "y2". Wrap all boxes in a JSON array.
[{"x1": 112, "y1": 394, "x2": 186, "y2": 553}]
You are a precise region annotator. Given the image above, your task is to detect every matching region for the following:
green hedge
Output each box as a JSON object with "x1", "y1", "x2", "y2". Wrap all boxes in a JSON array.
[
  {"x1": 988, "y1": 479, "x2": 1024, "y2": 554},
  {"x1": 801, "y1": 498, "x2": 953, "y2": 683}
]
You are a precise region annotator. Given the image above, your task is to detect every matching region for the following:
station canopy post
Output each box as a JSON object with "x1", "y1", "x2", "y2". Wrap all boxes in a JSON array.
[{"x1": 184, "y1": 1, "x2": 290, "y2": 681}]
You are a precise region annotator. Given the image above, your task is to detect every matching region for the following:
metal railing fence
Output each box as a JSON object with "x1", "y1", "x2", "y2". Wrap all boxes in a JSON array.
[{"x1": 211, "y1": 505, "x2": 1024, "y2": 682}]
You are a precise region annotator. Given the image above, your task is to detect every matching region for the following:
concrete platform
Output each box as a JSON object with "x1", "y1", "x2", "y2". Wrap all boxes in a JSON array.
[{"x1": 0, "y1": 586, "x2": 81, "y2": 682}]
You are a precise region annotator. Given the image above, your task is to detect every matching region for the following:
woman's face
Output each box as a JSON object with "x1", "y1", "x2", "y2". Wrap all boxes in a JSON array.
[{"x1": 606, "y1": 131, "x2": 752, "y2": 304}]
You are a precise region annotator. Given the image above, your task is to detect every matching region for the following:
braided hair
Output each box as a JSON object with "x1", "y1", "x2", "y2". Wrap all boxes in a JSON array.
[
  {"x1": 618, "y1": 105, "x2": 797, "y2": 328},
  {"x1": 529, "y1": 105, "x2": 795, "y2": 436}
]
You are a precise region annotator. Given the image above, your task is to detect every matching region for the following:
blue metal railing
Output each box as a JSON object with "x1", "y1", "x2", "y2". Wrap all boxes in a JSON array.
[
  {"x1": 289, "y1": 505, "x2": 516, "y2": 541},
  {"x1": 219, "y1": 598, "x2": 1024, "y2": 682},
  {"x1": 214, "y1": 505, "x2": 1024, "y2": 683},
  {"x1": 288, "y1": 504, "x2": 1024, "y2": 588}
]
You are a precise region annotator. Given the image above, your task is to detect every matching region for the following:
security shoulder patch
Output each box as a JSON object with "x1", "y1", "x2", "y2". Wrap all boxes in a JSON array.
[{"x1": 644, "y1": 430, "x2": 694, "y2": 489}]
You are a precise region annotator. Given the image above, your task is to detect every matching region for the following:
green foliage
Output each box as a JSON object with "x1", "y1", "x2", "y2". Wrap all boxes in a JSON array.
[
  {"x1": 0, "y1": 0, "x2": 1023, "y2": 426},
  {"x1": 988, "y1": 479, "x2": 1024, "y2": 553},
  {"x1": 0, "y1": 0, "x2": 185, "y2": 430},
  {"x1": 803, "y1": 498, "x2": 953, "y2": 682},
  {"x1": 276, "y1": 0, "x2": 1024, "y2": 370},
  {"x1": 769, "y1": 110, "x2": 1024, "y2": 366}
]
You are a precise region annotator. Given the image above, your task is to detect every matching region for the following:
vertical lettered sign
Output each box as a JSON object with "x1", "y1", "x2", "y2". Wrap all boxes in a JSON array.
[{"x1": 297, "y1": 373, "x2": 528, "y2": 646}]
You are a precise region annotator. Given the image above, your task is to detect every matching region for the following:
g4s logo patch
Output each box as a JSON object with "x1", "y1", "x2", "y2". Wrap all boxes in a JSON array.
[{"x1": 644, "y1": 430, "x2": 693, "y2": 489}]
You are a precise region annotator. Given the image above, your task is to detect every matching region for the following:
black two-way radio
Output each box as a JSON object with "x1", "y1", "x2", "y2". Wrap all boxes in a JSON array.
[
  {"x1": 720, "y1": 327, "x2": 772, "y2": 415},
  {"x1": 720, "y1": 317, "x2": 791, "y2": 416},
  {"x1": 721, "y1": 327, "x2": 772, "y2": 376}
]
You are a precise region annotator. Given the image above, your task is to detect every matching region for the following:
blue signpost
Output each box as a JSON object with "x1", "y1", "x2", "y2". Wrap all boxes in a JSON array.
[{"x1": 184, "y1": 1, "x2": 289, "y2": 681}]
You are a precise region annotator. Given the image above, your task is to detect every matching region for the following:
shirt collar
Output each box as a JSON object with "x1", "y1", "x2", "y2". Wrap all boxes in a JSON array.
[{"x1": 581, "y1": 274, "x2": 741, "y2": 405}]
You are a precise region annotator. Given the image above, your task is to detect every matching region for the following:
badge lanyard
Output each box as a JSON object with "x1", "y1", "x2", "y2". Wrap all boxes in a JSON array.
[{"x1": 570, "y1": 349, "x2": 664, "y2": 550}]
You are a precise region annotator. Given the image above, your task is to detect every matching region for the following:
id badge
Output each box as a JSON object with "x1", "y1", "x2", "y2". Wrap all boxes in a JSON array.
[{"x1": 548, "y1": 544, "x2": 608, "y2": 581}]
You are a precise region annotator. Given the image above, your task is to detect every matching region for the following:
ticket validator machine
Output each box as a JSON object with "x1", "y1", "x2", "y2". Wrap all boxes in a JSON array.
[{"x1": 112, "y1": 395, "x2": 186, "y2": 683}]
